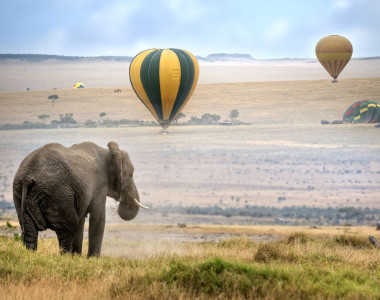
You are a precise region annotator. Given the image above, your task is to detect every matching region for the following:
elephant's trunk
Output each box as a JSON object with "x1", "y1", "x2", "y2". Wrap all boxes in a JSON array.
[
  {"x1": 117, "y1": 181, "x2": 148, "y2": 221},
  {"x1": 117, "y1": 200, "x2": 139, "y2": 221},
  {"x1": 107, "y1": 141, "x2": 148, "y2": 221}
]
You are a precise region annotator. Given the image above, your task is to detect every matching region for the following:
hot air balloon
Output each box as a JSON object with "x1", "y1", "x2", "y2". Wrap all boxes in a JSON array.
[
  {"x1": 315, "y1": 35, "x2": 353, "y2": 83},
  {"x1": 73, "y1": 82, "x2": 85, "y2": 89},
  {"x1": 129, "y1": 48, "x2": 199, "y2": 131},
  {"x1": 343, "y1": 100, "x2": 380, "y2": 123}
]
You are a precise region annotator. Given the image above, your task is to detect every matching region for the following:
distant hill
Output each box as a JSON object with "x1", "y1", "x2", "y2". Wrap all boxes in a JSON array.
[
  {"x1": 0, "y1": 53, "x2": 379, "y2": 63},
  {"x1": 198, "y1": 53, "x2": 256, "y2": 62},
  {"x1": 0, "y1": 53, "x2": 257, "y2": 63},
  {"x1": 0, "y1": 54, "x2": 133, "y2": 62}
]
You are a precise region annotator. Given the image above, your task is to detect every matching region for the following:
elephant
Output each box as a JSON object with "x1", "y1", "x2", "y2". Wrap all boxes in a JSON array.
[{"x1": 13, "y1": 141, "x2": 148, "y2": 257}]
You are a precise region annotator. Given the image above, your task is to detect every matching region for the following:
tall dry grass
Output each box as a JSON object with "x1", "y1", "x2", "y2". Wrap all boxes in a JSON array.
[{"x1": 1, "y1": 228, "x2": 380, "y2": 299}]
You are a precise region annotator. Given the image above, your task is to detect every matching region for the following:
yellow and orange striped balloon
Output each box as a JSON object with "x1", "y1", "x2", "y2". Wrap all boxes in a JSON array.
[{"x1": 315, "y1": 35, "x2": 353, "y2": 83}]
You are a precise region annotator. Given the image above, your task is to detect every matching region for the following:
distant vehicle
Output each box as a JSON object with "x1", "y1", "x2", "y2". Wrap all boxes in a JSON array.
[
  {"x1": 129, "y1": 48, "x2": 199, "y2": 131},
  {"x1": 315, "y1": 35, "x2": 353, "y2": 83},
  {"x1": 219, "y1": 121, "x2": 233, "y2": 126},
  {"x1": 343, "y1": 100, "x2": 380, "y2": 123},
  {"x1": 73, "y1": 82, "x2": 85, "y2": 89}
]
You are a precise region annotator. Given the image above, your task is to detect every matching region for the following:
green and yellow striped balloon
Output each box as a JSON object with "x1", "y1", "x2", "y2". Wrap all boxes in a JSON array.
[
  {"x1": 129, "y1": 48, "x2": 199, "y2": 129},
  {"x1": 316, "y1": 35, "x2": 353, "y2": 83}
]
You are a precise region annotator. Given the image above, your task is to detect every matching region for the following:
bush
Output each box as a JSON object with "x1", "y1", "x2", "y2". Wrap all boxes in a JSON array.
[
  {"x1": 254, "y1": 243, "x2": 298, "y2": 263},
  {"x1": 84, "y1": 120, "x2": 97, "y2": 128},
  {"x1": 285, "y1": 232, "x2": 311, "y2": 244},
  {"x1": 335, "y1": 235, "x2": 373, "y2": 249},
  {"x1": 58, "y1": 113, "x2": 76, "y2": 124},
  {"x1": 0, "y1": 122, "x2": 58, "y2": 130},
  {"x1": 161, "y1": 257, "x2": 288, "y2": 298},
  {"x1": 0, "y1": 200, "x2": 14, "y2": 209}
]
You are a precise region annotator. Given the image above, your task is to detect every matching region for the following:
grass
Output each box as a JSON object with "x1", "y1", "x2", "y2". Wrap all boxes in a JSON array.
[{"x1": 1, "y1": 229, "x2": 380, "y2": 299}]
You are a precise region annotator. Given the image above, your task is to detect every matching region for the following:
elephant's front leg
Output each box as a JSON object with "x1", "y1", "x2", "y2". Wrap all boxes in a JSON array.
[
  {"x1": 72, "y1": 217, "x2": 86, "y2": 255},
  {"x1": 87, "y1": 206, "x2": 106, "y2": 257}
]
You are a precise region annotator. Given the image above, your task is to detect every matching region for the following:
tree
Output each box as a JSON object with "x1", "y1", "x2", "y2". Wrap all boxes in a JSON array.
[
  {"x1": 189, "y1": 116, "x2": 201, "y2": 124},
  {"x1": 99, "y1": 112, "x2": 107, "y2": 123},
  {"x1": 58, "y1": 113, "x2": 76, "y2": 124},
  {"x1": 38, "y1": 114, "x2": 50, "y2": 124},
  {"x1": 212, "y1": 114, "x2": 221, "y2": 122},
  {"x1": 173, "y1": 112, "x2": 185, "y2": 124},
  {"x1": 48, "y1": 95, "x2": 59, "y2": 107},
  {"x1": 229, "y1": 109, "x2": 239, "y2": 122},
  {"x1": 200, "y1": 113, "x2": 220, "y2": 124},
  {"x1": 84, "y1": 120, "x2": 97, "y2": 128}
]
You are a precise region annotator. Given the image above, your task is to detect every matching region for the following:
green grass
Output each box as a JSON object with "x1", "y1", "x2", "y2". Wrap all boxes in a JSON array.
[{"x1": 1, "y1": 232, "x2": 379, "y2": 299}]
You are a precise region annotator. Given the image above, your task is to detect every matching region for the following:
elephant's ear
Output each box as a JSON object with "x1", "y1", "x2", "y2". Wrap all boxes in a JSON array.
[{"x1": 108, "y1": 142, "x2": 122, "y2": 181}]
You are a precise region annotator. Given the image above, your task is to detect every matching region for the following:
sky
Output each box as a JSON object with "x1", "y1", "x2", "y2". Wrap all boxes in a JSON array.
[{"x1": 1, "y1": 0, "x2": 379, "y2": 59}]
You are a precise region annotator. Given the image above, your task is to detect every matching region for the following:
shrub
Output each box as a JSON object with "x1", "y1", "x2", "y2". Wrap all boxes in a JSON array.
[
  {"x1": 254, "y1": 243, "x2": 299, "y2": 263},
  {"x1": 161, "y1": 257, "x2": 288, "y2": 298},
  {"x1": 335, "y1": 235, "x2": 373, "y2": 249},
  {"x1": 285, "y1": 232, "x2": 311, "y2": 245},
  {"x1": 84, "y1": 120, "x2": 96, "y2": 128}
]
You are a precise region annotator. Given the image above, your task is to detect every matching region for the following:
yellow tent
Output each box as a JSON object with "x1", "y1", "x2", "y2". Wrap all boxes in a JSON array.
[{"x1": 73, "y1": 82, "x2": 85, "y2": 89}]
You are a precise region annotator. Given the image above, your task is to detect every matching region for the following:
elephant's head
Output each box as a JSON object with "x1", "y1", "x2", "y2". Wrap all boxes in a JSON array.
[{"x1": 108, "y1": 142, "x2": 148, "y2": 221}]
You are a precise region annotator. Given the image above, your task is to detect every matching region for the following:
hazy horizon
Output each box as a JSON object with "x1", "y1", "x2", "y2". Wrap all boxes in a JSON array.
[{"x1": 1, "y1": 53, "x2": 380, "y2": 61}]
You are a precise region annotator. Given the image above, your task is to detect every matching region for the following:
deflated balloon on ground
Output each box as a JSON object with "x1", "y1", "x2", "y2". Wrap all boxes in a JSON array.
[{"x1": 343, "y1": 100, "x2": 380, "y2": 123}]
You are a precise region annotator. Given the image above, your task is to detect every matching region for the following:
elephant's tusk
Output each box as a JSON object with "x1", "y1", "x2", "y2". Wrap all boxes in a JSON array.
[{"x1": 133, "y1": 198, "x2": 149, "y2": 209}]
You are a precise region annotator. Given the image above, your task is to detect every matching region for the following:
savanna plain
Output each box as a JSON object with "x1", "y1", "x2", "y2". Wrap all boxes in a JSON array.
[{"x1": 0, "y1": 59, "x2": 380, "y2": 299}]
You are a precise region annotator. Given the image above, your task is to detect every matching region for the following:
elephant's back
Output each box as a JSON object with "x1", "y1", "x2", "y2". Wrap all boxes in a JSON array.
[
  {"x1": 15, "y1": 143, "x2": 72, "y2": 184},
  {"x1": 13, "y1": 144, "x2": 67, "y2": 199},
  {"x1": 15, "y1": 143, "x2": 98, "y2": 188}
]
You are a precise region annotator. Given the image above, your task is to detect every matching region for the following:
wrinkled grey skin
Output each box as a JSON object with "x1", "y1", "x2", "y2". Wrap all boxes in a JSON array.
[{"x1": 13, "y1": 141, "x2": 140, "y2": 257}]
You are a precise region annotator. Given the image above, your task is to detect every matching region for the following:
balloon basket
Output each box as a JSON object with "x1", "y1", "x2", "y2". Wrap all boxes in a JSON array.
[
  {"x1": 159, "y1": 128, "x2": 169, "y2": 135},
  {"x1": 332, "y1": 79, "x2": 338, "y2": 83}
]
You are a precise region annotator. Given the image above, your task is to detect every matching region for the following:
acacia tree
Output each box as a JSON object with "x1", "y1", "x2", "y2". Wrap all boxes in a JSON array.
[
  {"x1": 48, "y1": 95, "x2": 59, "y2": 107},
  {"x1": 229, "y1": 109, "x2": 239, "y2": 122},
  {"x1": 173, "y1": 112, "x2": 185, "y2": 124},
  {"x1": 38, "y1": 114, "x2": 50, "y2": 124},
  {"x1": 99, "y1": 112, "x2": 107, "y2": 123}
]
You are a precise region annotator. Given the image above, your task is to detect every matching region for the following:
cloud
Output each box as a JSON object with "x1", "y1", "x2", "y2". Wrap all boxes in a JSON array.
[
  {"x1": 332, "y1": 0, "x2": 352, "y2": 10},
  {"x1": 1, "y1": 0, "x2": 379, "y2": 58},
  {"x1": 266, "y1": 18, "x2": 292, "y2": 41},
  {"x1": 86, "y1": 1, "x2": 140, "y2": 40},
  {"x1": 163, "y1": 0, "x2": 205, "y2": 21}
]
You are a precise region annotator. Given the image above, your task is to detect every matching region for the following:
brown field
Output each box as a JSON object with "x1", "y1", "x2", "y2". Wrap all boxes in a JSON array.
[
  {"x1": 1, "y1": 58, "x2": 380, "y2": 92},
  {"x1": 0, "y1": 60, "x2": 380, "y2": 219}
]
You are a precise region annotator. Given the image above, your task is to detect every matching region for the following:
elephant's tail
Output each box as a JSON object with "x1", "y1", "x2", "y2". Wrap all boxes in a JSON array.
[
  {"x1": 21, "y1": 183, "x2": 47, "y2": 231},
  {"x1": 20, "y1": 184, "x2": 39, "y2": 250},
  {"x1": 20, "y1": 184, "x2": 28, "y2": 233}
]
